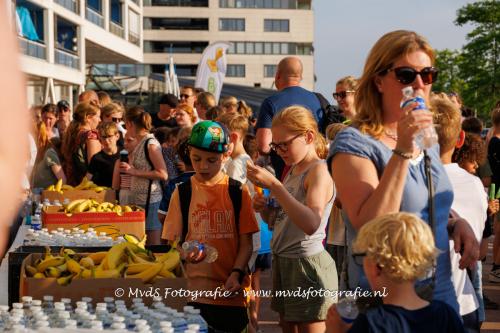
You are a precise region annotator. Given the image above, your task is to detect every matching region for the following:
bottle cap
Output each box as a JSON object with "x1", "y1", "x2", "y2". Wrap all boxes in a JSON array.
[
  {"x1": 12, "y1": 303, "x2": 23, "y2": 309},
  {"x1": 159, "y1": 321, "x2": 172, "y2": 327},
  {"x1": 21, "y1": 296, "x2": 33, "y2": 302},
  {"x1": 188, "y1": 324, "x2": 200, "y2": 330}
]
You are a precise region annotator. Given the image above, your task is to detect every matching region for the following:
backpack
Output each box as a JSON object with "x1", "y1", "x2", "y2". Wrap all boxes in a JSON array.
[
  {"x1": 177, "y1": 177, "x2": 242, "y2": 243},
  {"x1": 314, "y1": 92, "x2": 346, "y2": 134}
]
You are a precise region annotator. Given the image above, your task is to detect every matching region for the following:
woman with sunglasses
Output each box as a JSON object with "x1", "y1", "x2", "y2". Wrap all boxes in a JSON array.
[
  {"x1": 329, "y1": 30, "x2": 478, "y2": 314},
  {"x1": 332, "y1": 76, "x2": 358, "y2": 121}
]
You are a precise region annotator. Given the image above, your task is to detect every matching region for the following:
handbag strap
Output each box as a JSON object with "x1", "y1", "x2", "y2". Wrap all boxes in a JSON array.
[{"x1": 423, "y1": 150, "x2": 437, "y2": 287}]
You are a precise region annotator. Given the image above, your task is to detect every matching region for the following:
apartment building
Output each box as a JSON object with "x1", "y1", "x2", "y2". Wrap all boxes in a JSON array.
[
  {"x1": 13, "y1": 0, "x2": 143, "y2": 106},
  {"x1": 142, "y1": 0, "x2": 314, "y2": 90}
]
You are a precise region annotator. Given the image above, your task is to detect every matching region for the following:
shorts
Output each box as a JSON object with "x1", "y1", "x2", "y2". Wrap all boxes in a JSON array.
[
  {"x1": 188, "y1": 302, "x2": 248, "y2": 333},
  {"x1": 251, "y1": 253, "x2": 272, "y2": 273},
  {"x1": 139, "y1": 201, "x2": 162, "y2": 231},
  {"x1": 271, "y1": 251, "x2": 337, "y2": 322}
]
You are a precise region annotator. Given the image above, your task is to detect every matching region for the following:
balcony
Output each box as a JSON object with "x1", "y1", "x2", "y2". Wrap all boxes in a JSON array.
[
  {"x1": 85, "y1": 6, "x2": 104, "y2": 28},
  {"x1": 129, "y1": 31, "x2": 140, "y2": 46},
  {"x1": 54, "y1": 0, "x2": 79, "y2": 14},
  {"x1": 55, "y1": 48, "x2": 80, "y2": 69},
  {"x1": 110, "y1": 21, "x2": 124, "y2": 38},
  {"x1": 18, "y1": 37, "x2": 46, "y2": 60}
]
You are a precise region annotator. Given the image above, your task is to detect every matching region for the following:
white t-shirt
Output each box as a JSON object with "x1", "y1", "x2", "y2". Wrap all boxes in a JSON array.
[
  {"x1": 444, "y1": 163, "x2": 487, "y2": 316},
  {"x1": 225, "y1": 153, "x2": 261, "y2": 267}
]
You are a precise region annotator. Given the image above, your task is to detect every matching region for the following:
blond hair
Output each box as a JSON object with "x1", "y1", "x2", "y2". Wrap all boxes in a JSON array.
[
  {"x1": 354, "y1": 30, "x2": 435, "y2": 139},
  {"x1": 430, "y1": 93, "x2": 461, "y2": 153},
  {"x1": 101, "y1": 102, "x2": 124, "y2": 119},
  {"x1": 353, "y1": 212, "x2": 438, "y2": 281},
  {"x1": 97, "y1": 121, "x2": 118, "y2": 138},
  {"x1": 325, "y1": 123, "x2": 347, "y2": 142},
  {"x1": 272, "y1": 106, "x2": 328, "y2": 159},
  {"x1": 336, "y1": 76, "x2": 359, "y2": 91},
  {"x1": 217, "y1": 112, "x2": 249, "y2": 137}
]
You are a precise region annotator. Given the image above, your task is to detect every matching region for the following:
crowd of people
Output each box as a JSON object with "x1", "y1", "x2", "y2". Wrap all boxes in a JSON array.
[{"x1": 7, "y1": 29, "x2": 500, "y2": 333}]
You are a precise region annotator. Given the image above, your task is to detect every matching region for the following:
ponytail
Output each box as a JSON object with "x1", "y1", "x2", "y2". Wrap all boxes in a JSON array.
[{"x1": 126, "y1": 106, "x2": 152, "y2": 132}]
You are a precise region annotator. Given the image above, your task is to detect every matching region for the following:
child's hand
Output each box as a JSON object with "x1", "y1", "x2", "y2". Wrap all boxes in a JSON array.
[
  {"x1": 252, "y1": 194, "x2": 267, "y2": 213},
  {"x1": 119, "y1": 162, "x2": 136, "y2": 175},
  {"x1": 224, "y1": 273, "x2": 241, "y2": 294},
  {"x1": 488, "y1": 199, "x2": 499, "y2": 215},
  {"x1": 326, "y1": 304, "x2": 351, "y2": 333},
  {"x1": 246, "y1": 161, "x2": 279, "y2": 190}
]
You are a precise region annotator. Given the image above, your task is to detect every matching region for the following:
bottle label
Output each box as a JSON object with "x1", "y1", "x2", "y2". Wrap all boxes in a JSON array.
[{"x1": 402, "y1": 96, "x2": 426, "y2": 111}]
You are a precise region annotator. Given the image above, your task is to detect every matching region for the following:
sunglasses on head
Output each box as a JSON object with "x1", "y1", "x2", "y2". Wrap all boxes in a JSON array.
[
  {"x1": 332, "y1": 90, "x2": 355, "y2": 100},
  {"x1": 383, "y1": 66, "x2": 438, "y2": 85},
  {"x1": 112, "y1": 117, "x2": 122, "y2": 123}
]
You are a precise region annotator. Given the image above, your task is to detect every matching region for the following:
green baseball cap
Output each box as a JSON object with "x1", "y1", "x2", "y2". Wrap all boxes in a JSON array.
[{"x1": 188, "y1": 121, "x2": 229, "y2": 153}]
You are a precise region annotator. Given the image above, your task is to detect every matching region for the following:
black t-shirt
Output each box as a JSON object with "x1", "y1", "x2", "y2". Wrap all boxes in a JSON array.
[
  {"x1": 488, "y1": 136, "x2": 500, "y2": 186},
  {"x1": 348, "y1": 300, "x2": 465, "y2": 333},
  {"x1": 151, "y1": 112, "x2": 177, "y2": 129},
  {"x1": 88, "y1": 151, "x2": 120, "y2": 187}
]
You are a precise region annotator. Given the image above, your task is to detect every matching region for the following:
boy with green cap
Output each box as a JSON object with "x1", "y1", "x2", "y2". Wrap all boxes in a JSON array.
[{"x1": 162, "y1": 120, "x2": 259, "y2": 332}]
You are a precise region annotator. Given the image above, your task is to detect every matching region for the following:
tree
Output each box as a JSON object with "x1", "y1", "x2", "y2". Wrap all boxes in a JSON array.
[
  {"x1": 455, "y1": 0, "x2": 500, "y2": 119},
  {"x1": 433, "y1": 49, "x2": 466, "y2": 94}
]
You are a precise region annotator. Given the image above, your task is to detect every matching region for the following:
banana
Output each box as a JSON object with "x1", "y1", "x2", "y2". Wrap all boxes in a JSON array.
[
  {"x1": 65, "y1": 199, "x2": 87, "y2": 213},
  {"x1": 125, "y1": 262, "x2": 164, "y2": 283},
  {"x1": 73, "y1": 199, "x2": 92, "y2": 213},
  {"x1": 37, "y1": 256, "x2": 66, "y2": 273},
  {"x1": 113, "y1": 205, "x2": 122, "y2": 214},
  {"x1": 94, "y1": 263, "x2": 125, "y2": 278},
  {"x1": 61, "y1": 184, "x2": 74, "y2": 191},
  {"x1": 156, "y1": 250, "x2": 181, "y2": 272},
  {"x1": 124, "y1": 234, "x2": 147, "y2": 249},
  {"x1": 45, "y1": 267, "x2": 61, "y2": 278},
  {"x1": 56, "y1": 274, "x2": 74, "y2": 286},
  {"x1": 65, "y1": 255, "x2": 82, "y2": 275},
  {"x1": 62, "y1": 249, "x2": 76, "y2": 257},
  {"x1": 55, "y1": 179, "x2": 63, "y2": 192},
  {"x1": 79, "y1": 257, "x2": 94, "y2": 269},
  {"x1": 80, "y1": 269, "x2": 93, "y2": 279},
  {"x1": 26, "y1": 265, "x2": 38, "y2": 277},
  {"x1": 126, "y1": 263, "x2": 157, "y2": 275},
  {"x1": 75, "y1": 177, "x2": 89, "y2": 190},
  {"x1": 94, "y1": 186, "x2": 105, "y2": 193},
  {"x1": 105, "y1": 242, "x2": 130, "y2": 269},
  {"x1": 126, "y1": 248, "x2": 154, "y2": 264},
  {"x1": 158, "y1": 269, "x2": 176, "y2": 278},
  {"x1": 88, "y1": 252, "x2": 107, "y2": 265},
  {"x1": 56, "y1": 263, "x2": 67, "y2": 272},
  {"x1": 46, "y1": 185, "x2": 55, "y2": 191},
  {"x1": 123, "y1": 205, "x2": 133, "y2": 213},
  {"x1": 34, "y1": 272, "x2": 45, "y2": 279},
  {"x1": 88, "y1": 207, "x2": 97, "y2": 213}
]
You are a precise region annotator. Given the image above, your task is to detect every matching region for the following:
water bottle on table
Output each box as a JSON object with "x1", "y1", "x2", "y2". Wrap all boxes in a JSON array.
[
  {"x1": 400, "y1": 86, "x2": 437, "y2": 149},
  {"x1": 181, "y1": 240, "x2": 218, "y2": 264}
]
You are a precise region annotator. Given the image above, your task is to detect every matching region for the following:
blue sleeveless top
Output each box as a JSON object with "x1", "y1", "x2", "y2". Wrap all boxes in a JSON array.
[{"x1": 329, "y1": 127, "x2": 458, "y2": 313}]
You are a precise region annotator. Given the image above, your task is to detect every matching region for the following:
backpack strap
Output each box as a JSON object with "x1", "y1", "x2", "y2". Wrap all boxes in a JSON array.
[
  {"x1": 178, "y1": 178, "x2": 192, "y2": 243},
  {"x1": 228, "y1": 178, "x2": 243, "y2": 232},
  {"x1": 177, "y1": 177, "x2": 242, "y2": 243},
  {"x1": 143, "y1": 138, "x2": 154, "y2": 218}
]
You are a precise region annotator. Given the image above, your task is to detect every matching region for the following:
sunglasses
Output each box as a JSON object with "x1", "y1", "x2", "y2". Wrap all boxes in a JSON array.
[
  {"x1": 332, "y1": 90, "x2": 355, "y2": 101},
  {"x1": 269, "y1": 133, "x2": 303, "y2": 153},
  {"x1": 180, "y1": 94, "x2": 192, "y2": 99},
  {"x1": 384, "y1": 66, "x2": 438, "y2": 85},
  {"x1": 112, "y1": 117, "x2": 122, "y2": 123}
]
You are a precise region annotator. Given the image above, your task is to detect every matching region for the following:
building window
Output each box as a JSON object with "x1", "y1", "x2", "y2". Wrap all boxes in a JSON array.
[
  {"x1": 264, "y1": 19, "x2": 289, "y2": 32},
  {"x1": 264, "y1": 65, "x2": 276, "y2": 77},
  {"x1": 227, "y1": 65, "x2": 245, "y2": 77},
  {"x1": 110, "y1": 0, "x2": 122, "y2": 24},
  {"x1": 220, "y1": 0, "x2": 309, "y2": 9},
  {"x1": 144, "y1": 41, "x2": 209, "y2": 53},
  {"x1": 144, "y1": 18, "x2": 209, "y2": 30},
  {"x1": 145, "y1": 0, "x2": 208, "y2": 6},
  {"x1": 226, "y1": 41, "x2": 313, "y2": 55},
  {"x1": 219, "y1": 18, "x2": 245, "y2": 31}
]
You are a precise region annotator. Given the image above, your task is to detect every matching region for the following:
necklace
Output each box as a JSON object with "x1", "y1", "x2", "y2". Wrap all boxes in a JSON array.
[{"x1": 384, "y1": 130, "x2": 398, "y2": 141}]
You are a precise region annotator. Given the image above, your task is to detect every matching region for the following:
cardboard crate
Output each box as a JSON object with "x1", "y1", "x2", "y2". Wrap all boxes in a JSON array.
[
  {"x1": 42, "y1": 189, "x2": 115, "y2": 203},
  {"x1": 20, "y1": 253, "x2": 189, "y2": 310},
  {"x1": 42, "y1": 206, "x2": 145, "y2": 240}
]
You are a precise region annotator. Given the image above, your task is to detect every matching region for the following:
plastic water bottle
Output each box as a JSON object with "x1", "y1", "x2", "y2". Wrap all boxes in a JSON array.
[
  {"x1": 400, "y1": 86, "x2": 438, "y2": 149},
  {"x1": 31, "y1": 214, "x2": 42, "y2": 231},
  {"x1": 181, "y1": 241, "x2": 218, "y2": 264},
  {"x1": 186, "y1": 309, "x2": 207, "y2": 333},
  {"x1": 336, "y1": 296, "x2": 359, "y2": 323},
  {"x1": 171, "y1": 312, "x2": 187, "y2": 333},
  {"x1": 42, "y1": 296, "x2": 54, "y2": 315}
]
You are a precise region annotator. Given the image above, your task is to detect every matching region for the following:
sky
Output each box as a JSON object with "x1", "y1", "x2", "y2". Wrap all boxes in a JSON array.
[{"x1": 313, "y1": 0, "x2": 474, "y2": 103}]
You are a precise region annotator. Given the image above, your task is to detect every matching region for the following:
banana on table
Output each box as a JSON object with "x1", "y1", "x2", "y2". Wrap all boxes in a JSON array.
[
  {"x1": 24, "y1": 236, "x2": 181, "y2": 286},
  {"x1": 45, "y1": 177, "x2": 110, "y2": 194},
  {"x1": 61, "y1": 199, "x2": 139, "y2": 214}
]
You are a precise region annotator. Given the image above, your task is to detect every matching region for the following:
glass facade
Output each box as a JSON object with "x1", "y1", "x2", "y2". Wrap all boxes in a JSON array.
[
  {"x1": 219, "y1": 0, "x2": 310, "y2": 9},
  {"x1": 226, "y1": 64, "x2": 245, "y2": 77},
  {"x1": 144, "y1": 18, "x2": 209, "y2": 30},
  {"x1": 264, "y1": 19, "x2": 289, "y2": 32},
  {"x1": 144, "y1": 41, "x2": 209, "y2": 53},
  {"x1": 219, "y1": 18, "x2": 245, "y2": 31},
  {"x1": 228, "y1": 42, "x2": 312, "y2": 55}
]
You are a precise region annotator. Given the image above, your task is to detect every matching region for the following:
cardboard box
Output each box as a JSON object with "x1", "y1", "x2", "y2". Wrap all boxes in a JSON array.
[
  {"x1": 20, "y1": 253, "x2": 189, "y2": 310},
  {"x1": 42, "y1": 206, "x2": 145, "y2": 240},
  {"x1": 42, "y1": 189, "x2": 116, "y2": 203}
]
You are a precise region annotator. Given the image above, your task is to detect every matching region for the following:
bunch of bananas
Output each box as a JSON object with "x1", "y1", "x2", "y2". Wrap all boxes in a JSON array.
[
  {"x1": 46, "y1": 177, "x2": 110, "y2": 194},
  {"x1": 62, "y1": 199, "x2": 141, "y2": 214},
  {"x1": 25, "y1": 235, "x2": 181, "y2": 286}
]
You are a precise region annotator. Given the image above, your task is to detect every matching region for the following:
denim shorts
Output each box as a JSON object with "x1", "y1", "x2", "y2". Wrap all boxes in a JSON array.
[{"x1": 139, "y1": 201, "x2": 162, "y2": 231}]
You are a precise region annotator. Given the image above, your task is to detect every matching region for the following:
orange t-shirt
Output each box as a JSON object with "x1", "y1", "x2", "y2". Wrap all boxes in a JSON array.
[{"x1": 162, "y1": 175, "x2": 259, "y2": 306}]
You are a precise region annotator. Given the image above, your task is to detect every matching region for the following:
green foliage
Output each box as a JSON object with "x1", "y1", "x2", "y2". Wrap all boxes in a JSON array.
[{"x1": 435, "y1": 0, "x2": 499, "y2": 120}]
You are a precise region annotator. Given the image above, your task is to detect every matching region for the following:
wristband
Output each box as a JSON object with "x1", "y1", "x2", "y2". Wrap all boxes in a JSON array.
[
  {"x1": 231, "y1": 268, "x2": 246, "y2": 283},
  {"x1": 392, "y1": 149, "x2": 412, "y2": 160}
]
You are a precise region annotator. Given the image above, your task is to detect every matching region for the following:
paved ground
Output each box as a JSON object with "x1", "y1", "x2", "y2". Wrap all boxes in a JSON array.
[{"x1": 255, "y1": 242, "x2": 500, "y2": 332}]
